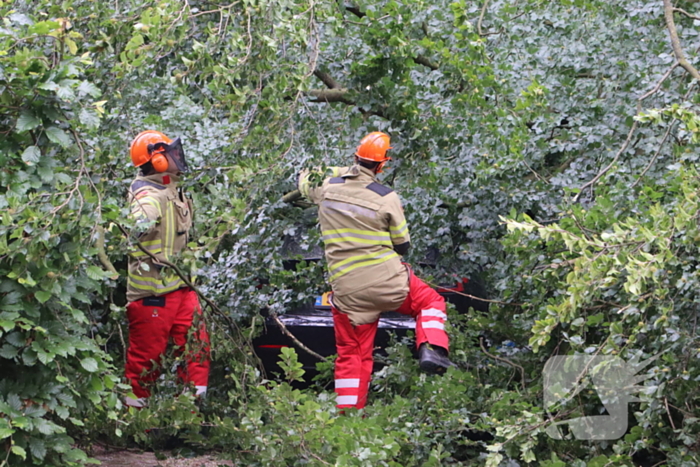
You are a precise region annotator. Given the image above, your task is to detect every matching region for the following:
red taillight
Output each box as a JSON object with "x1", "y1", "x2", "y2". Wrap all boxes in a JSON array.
[{"x1": 436, "y1": 278, "x2": 469, "y2": 293}]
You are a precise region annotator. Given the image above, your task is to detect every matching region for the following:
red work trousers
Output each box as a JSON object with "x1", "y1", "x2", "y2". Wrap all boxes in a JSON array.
[
  {"x1": 332, "y1": 268, "x2": 449, "y2": 409},
  {"x1": 125, "y1": 288, "x2": 210, "y2": 399}
]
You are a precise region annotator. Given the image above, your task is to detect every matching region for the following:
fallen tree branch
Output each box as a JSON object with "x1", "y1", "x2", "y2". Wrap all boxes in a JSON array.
[
  {"x1": 95, "y1": 225, "x2": 119, "y2": 279},
  {"x1": 480, "y1": 336, "x2": 526, "y2": 391},
  {"x1": 664, "y1": 0, "x2": 700, "y2": 81},
  {"x1": 570, "y1": 1, "x2": 700, "y2": 201},
  {"x1": 424, "y1": 279, "x2": 525, "y2": 307},
  {"x1": 673, "y1": 7, "x2": 700, "y2": 22},
  {"x1": 572, "y1": 57, "x2": 680, "y2": 202},
  {"x1": 477, "y1": 0, "x2": 490, "y2": 36},
  {"x1": 270, "y1": 312, "x2": 328, "y2": 361},
  {"x1": 573, "y1": 120, "x2": 638, "y2": 203}
]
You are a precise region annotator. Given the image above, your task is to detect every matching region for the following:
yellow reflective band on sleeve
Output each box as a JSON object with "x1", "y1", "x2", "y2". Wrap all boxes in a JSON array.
[
  {"x1": 132, "y1": 197, "x2": 162, "y2": 217},
  {"x1": 390, "y1": 219, "x2": 408, "y2": 238}
]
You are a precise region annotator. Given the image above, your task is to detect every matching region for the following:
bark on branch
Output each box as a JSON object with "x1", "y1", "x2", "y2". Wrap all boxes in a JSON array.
[
  {"x1": 664, "y1": 0, "x2": 700, "y2": 81},
  {"x1": 307, "y1": 88, "x2": 353, "y2": 104},
  {"x1": 673, "y1": 7, "x2": 700, "y2": 22},
  {"x1": 413, "y1": 55, "x2": 439, "y2": 71},
  {"x1": 96, "y1": 225, "x2": 119, "y2": 279},
  {"x1": 313, "y1": 70, "x2": 342, "y2": 89}
]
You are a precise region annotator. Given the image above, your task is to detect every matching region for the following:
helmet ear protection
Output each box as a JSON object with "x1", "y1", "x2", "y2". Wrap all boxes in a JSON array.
[{"x1": 148, "y1": 143, "x2": 169, "y2": 173}]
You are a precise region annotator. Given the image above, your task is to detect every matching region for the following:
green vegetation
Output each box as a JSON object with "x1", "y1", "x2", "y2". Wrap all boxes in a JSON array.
[{"x1": 0, "y1": 0, "x2": 699, "y2": 465}]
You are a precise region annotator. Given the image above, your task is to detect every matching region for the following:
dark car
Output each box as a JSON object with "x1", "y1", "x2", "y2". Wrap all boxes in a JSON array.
[{"x1": 253, "y1": 249, "x2": 488, "y2": 383}]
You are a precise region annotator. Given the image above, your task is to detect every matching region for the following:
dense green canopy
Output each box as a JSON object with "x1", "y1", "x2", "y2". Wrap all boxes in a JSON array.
[{"x1": 0, "y1": 0, "x2": 699, "y2": 465}]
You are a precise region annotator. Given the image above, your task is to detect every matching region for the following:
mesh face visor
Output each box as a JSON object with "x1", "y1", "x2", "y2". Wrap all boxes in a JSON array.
[
  {"x1": 150, "y1": 137, "x2": 188, "y2": 173},
  {"x1": 165, "y1": 137, "x2": 187, "y2": 173}
]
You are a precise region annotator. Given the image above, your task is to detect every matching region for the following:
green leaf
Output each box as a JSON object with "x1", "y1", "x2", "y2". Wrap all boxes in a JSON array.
[
  {"x1": 79, "y1": 108, "x2": 100, "y2": 129},
  {"x1": 86, "y1": 265, "x2": 106, "y2": 281},
  {"x1": 80, "y1": 357, "x2": 99, "y2": 373},
  {"x1": 0, "y1": 344, "x2": 18, "y2": 359},
  {"x1": 28, "y1": 20, "x2": 59, "y2": 35},
  {"x1": 34, "y1": 418, "x2": 56, "y2": 435},
  {"x1": 21, "y1": 146, "x2": 41, "y2": 166},
  {"x1": 77, "y1": 81, "x2": 101, "y2": 98},
  {"x1": 0, "y1": 426, "x2": 14, "y2": 440},
  {"x1": 38, "y1": 81, "x2": 59, "y2": 92},
  {"x1": 29, "y1": 439, "x2": 47, "y2": 461},
  {"x1": 45, "y1": 126, "x2": 72, "y2": 148},
  {"x1": 37, "y1": 165, "x2": 54, "y2": 183},
  {"x1": 16, "y1": 111, "x2": 41, "y2": 132},
  {"x1": 6, "y1": 332, "x2": 25, "y2": 348},
  {"x1": 35, "y1": 291, "x2": 51, "y2": 304},
  {"x1": 125, "y1": 33, "x2": 144, "y2": 51},
  {"x1": 11, "y1": 445, "x2": 26, "y2": 460}
]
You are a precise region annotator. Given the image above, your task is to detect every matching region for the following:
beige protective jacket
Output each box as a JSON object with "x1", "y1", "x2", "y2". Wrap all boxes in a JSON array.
[
  {"x1": 126, "y1": 173, "x2": 193, "y2": 302},
  {"x1": 304, "y1": 165, "x2": 412, "y2": 323}
]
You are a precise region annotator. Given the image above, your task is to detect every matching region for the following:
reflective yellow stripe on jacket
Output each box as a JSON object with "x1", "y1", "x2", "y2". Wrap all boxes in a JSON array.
[
  {"x1": 127, "y1": 272, "x2": 184, "y2": 295},
  {"x1": 328, "y1": 249, "x2": 398, "y2": 281},
  {"x1": 389, "y1": 219, "x2": 408, "y2": 239},
  {"x1": 163, "y1": 201, "x2": 176, "y2": 259},
  {"x1": 322, "y1": 228, "x2": 393, "y2": 246},
  {"x1": 129, "y1": 239, "x2": 163, "y2": 258}
]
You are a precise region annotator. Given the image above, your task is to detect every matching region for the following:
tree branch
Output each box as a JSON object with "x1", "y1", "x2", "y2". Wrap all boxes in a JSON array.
[
  {"x1": 307, "y1": 88, "x2": 353, "y2": 104},
  {"x1": 664, "y1": 0, "x2": 700, "y2": 81},
  {"x1": 478, "y1": 0, "x2": 491, "y2": 36},
  {"x1": 270, "y1": 312, "x2": 327, "y2": 361},
  {"x1": 480, "y1": 337, "x2": 525, "y2": 391},
  {"x1": 413, "y1": 55, "x2": 439, "y2": 70},
  {"x1": 673, "y1": 7, "x2": 700, "y2": 22},
  {"x1": 313, "y1": 69, "x2": 341, "y2": 89},
  {"x1": 95, "y1": 226, "x2": 118, "y2": 279}
]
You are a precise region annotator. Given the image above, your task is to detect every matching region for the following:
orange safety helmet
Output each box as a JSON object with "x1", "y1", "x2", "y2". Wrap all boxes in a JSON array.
[
  {"x1": 130, "y1": 130, "x2": 172, "y2": 173},
  {"x1": 355, "y1": 131, "x2": 392, "y2": 173}
]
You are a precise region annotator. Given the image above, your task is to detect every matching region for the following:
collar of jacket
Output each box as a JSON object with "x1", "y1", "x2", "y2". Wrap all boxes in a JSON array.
[
  {"x1": 137, "y1": 173, "x2": 180, "y2": 186},
  {"x1": 342, "y1": 164, "x2": 377, "y2": 181}
]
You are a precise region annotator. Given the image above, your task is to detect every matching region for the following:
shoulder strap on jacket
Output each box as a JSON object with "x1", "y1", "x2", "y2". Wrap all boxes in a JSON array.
[
  {"x1": 131, "y1": 180, "x2": 166, "y2": 193},
  {"x1": 366, "y1": 182, "x2": 393, "y2": 197}
]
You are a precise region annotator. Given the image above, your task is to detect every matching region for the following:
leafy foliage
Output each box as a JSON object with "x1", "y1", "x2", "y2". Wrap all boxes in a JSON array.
[{"x1": 1, "y1": 0, "x2": 699, "y2": 465}]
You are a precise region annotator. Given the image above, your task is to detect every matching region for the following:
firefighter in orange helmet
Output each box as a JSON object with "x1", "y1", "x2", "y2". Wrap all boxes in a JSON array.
[
  {"x1": 299, "y1": 131, "x2": 455, "y2": 410},
  {"x1": 123, "y1": 130, "x2": 210, "y2": 407}
]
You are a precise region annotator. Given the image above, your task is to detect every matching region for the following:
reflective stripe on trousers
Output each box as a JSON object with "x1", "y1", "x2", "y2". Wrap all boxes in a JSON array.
[
  {"x1": 332, "y1": 307, "x2": 378, "y2": 410},
  {"x1": 393, "y1": 268, "x2": 450, "y2": 351}
]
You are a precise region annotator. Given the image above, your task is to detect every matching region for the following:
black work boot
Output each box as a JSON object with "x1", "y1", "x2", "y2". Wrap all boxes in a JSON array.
[{"x1": 418, "y1": 344, "x2": 457, "y2": 374}]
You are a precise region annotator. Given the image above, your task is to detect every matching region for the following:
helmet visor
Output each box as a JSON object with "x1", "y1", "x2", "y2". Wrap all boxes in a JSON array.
[{"x1": 162, "y1": 137, "x2": 188, "y2": 173}]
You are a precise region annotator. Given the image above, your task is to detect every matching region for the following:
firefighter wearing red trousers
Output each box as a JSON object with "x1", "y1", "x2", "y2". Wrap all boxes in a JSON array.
[
  {"x1": 124, "y1": 130, "x2": 210, "y2": 408},
  {"x1": 298, "y1": 131, "x2": 456, "y2": 410}
]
